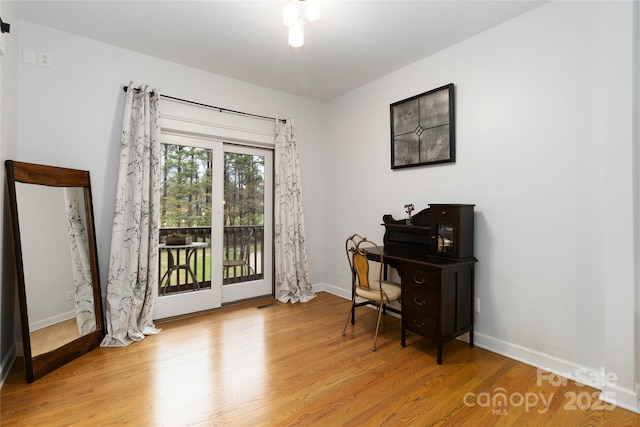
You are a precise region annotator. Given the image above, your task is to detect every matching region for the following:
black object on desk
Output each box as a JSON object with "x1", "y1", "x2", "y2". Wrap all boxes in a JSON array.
[{"x1": 380, "y1": 204, "x2": 477, "y2": 364}]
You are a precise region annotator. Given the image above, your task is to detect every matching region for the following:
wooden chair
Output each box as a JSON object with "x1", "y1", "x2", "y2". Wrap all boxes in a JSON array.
[{"x1": 342, "y1": 234, "x2": 401, "y2": 351}]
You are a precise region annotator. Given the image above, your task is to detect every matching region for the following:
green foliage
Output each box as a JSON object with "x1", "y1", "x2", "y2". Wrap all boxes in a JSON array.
[
  {"x1": 224, "y1": 152, "x2": 265, "y2": 226},
  {"x1": 160, "y1": 145, "x2": 265, "y2": 228},
  {"x1": 160, "y1": 144, "x2": 212, "y2": 227}
]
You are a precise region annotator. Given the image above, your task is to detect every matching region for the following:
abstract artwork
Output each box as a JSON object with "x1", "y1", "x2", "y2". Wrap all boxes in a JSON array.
[{"x1": 390, "y1": 83, "x2": 455, "y2": 169}]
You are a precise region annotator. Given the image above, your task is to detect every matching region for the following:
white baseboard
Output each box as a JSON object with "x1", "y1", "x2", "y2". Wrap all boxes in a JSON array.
[
  {"x1": 29, "y1": 310, "x2": 75, "y2": 332},
  {"x1": 474, "y1": 332, "x2": 639, "y2": 414},
  {"x1": 0, "y1": 343, "x2": 16, "y2": 389},
  {"x1": 315, "y1": 284, "x2": 640, "y2": 414},
  {"x1": 601, "y1": 383, "x2": 640, "y2": 414},
  {"x1": 313, "y1": 282, "x2": 350, "y2": 300}
]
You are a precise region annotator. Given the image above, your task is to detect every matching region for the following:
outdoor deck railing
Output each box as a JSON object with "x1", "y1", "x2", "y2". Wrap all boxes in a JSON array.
[{"x1": 158, "y1": 225, "x2": 264, "y2": 295}]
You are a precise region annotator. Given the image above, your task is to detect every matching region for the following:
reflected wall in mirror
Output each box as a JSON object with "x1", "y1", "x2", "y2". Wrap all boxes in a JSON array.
[{"x1": 5, "y1": 160, "x2": 105, "y2": 382}]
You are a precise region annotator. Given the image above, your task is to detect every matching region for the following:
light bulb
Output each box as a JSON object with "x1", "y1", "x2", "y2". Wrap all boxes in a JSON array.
[
  {"x1": 288, "y1": 17, "x2": 304, "y2": 47},
  {"x1": 283, "y1": 0, "x2": 299, "y2": 27},
  {"x1": 305, "y1": 0, "x2": 321, "y2": 22}
]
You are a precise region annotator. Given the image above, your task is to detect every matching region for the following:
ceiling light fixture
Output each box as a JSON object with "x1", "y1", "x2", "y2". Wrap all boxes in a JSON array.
[{"x1": 283, "y1": 0, "x2": 321, "y2": 48}]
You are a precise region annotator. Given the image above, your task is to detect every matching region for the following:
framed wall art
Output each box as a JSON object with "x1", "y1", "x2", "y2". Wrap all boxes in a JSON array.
[{"x1": 390, "y1": 83, "x2": 455, "y2": 169}]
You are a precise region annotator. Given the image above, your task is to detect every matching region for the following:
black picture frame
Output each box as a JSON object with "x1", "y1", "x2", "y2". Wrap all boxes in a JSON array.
[{"x1": 390, "y1": 83, "x2": 455, "y2": 169}]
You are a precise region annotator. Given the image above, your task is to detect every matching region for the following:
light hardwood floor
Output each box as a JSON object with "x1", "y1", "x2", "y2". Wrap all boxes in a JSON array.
[{"x1": 2, "y1": 292, "x2": 639, "y2": 426}]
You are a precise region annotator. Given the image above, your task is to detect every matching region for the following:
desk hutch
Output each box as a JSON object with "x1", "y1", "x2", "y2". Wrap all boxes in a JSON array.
[{"x1": 381, "y1": 204, "x2": 477, "y2": 364}]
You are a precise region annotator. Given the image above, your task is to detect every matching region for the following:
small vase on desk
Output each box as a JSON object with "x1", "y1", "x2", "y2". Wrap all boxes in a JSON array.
[{"x1": 406, "y1": 218, "x2": 412, "y2": 225}]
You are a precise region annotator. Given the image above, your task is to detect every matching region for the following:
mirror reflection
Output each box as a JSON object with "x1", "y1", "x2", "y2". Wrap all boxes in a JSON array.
[
  {"x1": 5, "y1": 160, "x2": 104, "y2": 383},
  {"x1": 437, "y1": 224, "x2": 455, "y2": 254},
  {"x1": 16, "y1": 183, "x2": 97, "y2": 357}
]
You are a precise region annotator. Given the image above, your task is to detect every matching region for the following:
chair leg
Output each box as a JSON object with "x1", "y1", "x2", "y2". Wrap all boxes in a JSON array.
[
  {"x1": 372, "y1": 302, "x2": 384, "y2": 352},
  {"x1": 351, "y1": 301, "x2": 355, "y2": 325},
  {"x1": 342, "y1": 297, "x2": 357, "y2": 336},
  {"x1": 238, "y1": 263, "x2": 255, "y2": 277}
]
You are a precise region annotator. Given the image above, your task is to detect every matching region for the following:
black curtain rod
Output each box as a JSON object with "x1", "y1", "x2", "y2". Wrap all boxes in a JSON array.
[{"x1": 122, "y1": 86, "x2": 284, "y2": 123}]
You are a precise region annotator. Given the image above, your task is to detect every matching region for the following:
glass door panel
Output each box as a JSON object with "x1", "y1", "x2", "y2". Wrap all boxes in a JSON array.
[
  {"x1": 153, "y1": 136, "x2": 223, "y2": 319},
  {"x1": 159, "y1": 144, "x2": 212, "y2": 295},
  {"x1": 221, "y1": 145, "x2": 273, "y2": 303},
  {"x1": 436, "y1": 224, "x2": 455, "y2": 255}
]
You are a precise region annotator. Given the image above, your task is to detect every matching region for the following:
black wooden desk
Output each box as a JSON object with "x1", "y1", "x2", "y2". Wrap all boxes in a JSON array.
[{"x1": 371, "y1": 246, "x2": 477, "y2": 364}]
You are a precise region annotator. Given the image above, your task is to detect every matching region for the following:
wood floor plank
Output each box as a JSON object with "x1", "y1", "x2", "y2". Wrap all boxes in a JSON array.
[{"x1": 2, "y1": 292, "x2": 639, "y2": 426}]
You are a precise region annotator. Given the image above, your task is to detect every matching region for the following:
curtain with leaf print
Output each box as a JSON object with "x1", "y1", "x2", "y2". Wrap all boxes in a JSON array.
[
  {"x1": 101, "y1": 83, "x2": 162, "y2": 347},
  {"x1": 274, "y1": 118, "x2": 316, "y2": 303},
  {"x1": 63, "y1": 188, "x2": 97, "y2": 336}
]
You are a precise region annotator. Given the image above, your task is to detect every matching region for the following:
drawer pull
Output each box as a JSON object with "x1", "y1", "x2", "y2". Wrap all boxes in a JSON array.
[
  {"x1": 441, "y1": 211, "x2": 447, "y2": 215},
  {"x1": 412, "y1": 320, "x2": 424, "y2": 328},
  {"x1": 413, "y1": 277, "x2": 425, "y2": 285},
  {"x1": 414, "y1": 298, "x2": 425, "y2": 306}
]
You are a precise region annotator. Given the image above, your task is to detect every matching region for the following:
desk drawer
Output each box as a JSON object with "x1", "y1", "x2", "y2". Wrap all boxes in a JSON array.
[
  {"x1": 430, "y1": 206, "x2": 460, "y2": 222},
  {"x1": 402, "y1": 268, "x2": 439, "y2": 297},
  {"x1": 402, "y1": 266, "x2": 439, "y2": 285},
  {"x1": 402, "y1": 267, "x2": 439, "y2": 316},
  {"x1": 404, "y1": 313, "x2": 438, "y2": 338},
  {"x1": 403, "y1": 286, "x2": 439, "y2": 316}
]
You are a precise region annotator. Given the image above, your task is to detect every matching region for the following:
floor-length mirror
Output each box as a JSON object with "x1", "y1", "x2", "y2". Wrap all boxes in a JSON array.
[{"x1": 5, "y1": 160, "x2": 105, "y2": 382}]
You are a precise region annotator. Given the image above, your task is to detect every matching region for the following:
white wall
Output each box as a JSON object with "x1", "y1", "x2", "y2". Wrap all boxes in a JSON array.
[
  {"x1": 633, "y1": 2, "x2": 640, "y2": 408},
  {"x1": 323, "y1": 0, "x2": 637, "y2": 409},
  {"x1": 16, "y1": 20, "x2": 327, "y2": 295},
  {"x1": 0, "y1": 0, "x2": 19, "y2": 383},
  {"x1": 635, "y1": 0, "x2": 640, "y2": 412}
]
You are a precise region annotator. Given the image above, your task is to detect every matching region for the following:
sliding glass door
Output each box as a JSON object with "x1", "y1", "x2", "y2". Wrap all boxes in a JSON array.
[{"x1": 153, "y1": 135, "x2": 272, "y2": 319}]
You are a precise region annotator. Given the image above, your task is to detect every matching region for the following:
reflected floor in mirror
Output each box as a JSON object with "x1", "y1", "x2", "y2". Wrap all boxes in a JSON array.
[
  {"x1": 2, "y1": 292, "x2": 640, "y2": 425},
  {"x1": 30, "y1": 319, "x2": 82, "y2": 357}
]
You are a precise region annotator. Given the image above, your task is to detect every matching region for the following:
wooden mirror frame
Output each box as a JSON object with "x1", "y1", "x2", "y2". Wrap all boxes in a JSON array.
[{"x1": 5, "y1": 160, "x2": 105, "y2": 382}]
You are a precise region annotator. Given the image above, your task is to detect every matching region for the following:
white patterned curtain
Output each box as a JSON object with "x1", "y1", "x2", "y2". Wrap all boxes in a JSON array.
[
  {"x1": 63, "y1": 188, "x2": 96, "y2": 336},
  {"x1": 101, "y1": 83, "x2": 162, "y2": 347},
  {"x1": 274, "y1": 118, "x2": 316, "y2": 303}
]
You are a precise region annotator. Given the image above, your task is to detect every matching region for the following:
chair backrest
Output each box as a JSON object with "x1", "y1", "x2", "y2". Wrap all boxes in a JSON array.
[
  {"x1": 345, "y1": 234, "x2": 384, "y2": 290},
  {"x1": 239, "y1": 228, "x2": 254, "y2": 260},
  {"x1": 353, "y1": 250, "x2": 370, "y2": 289},
  {"x1": 225, "y1": 228, "x2": 254, "y2": 261}
]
